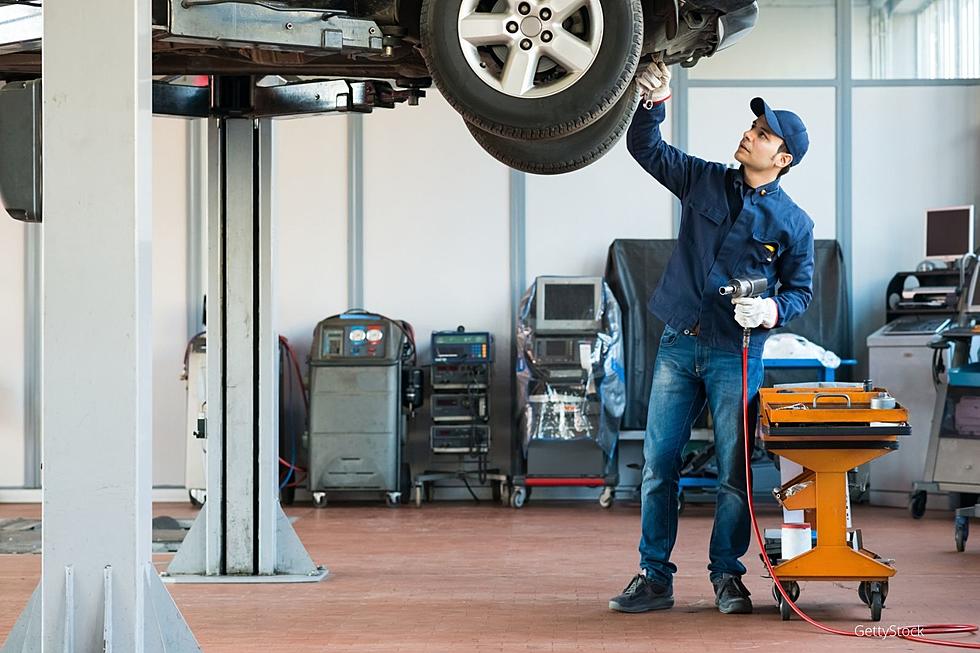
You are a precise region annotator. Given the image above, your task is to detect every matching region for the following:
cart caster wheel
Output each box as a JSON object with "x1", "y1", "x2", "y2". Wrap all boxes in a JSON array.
[
  {"x1": 677, "y1": 491, "x2": 686, "y2": 515},
  {"x1": 859, "y1": 581, "x2": 888, "y2": 609},
  {"x1": 772, "y1": 581, "x2": 799, "y2": 605},
  {"x1": 779, "y1": 596, "x2": 793, "y2": 620},
  {"x1": 312, "y1": 492, "x2": 328, "y2": 509},
  {"x1": 599, "y1": 486, "x2": 614, "y2": 509},
  {"x1": 510, "y1": 486, "x2": 527, "y2": 509},
  {"x1": 424, "y1": 481, "x2": 435, "y2": 503},
  {"x1": 413, "y1": 485, "x2": 423, "y2": 508},
  {"x1": 280, "y1": 485, "x2": 295, "y2": 506},
  {"x1": 870, "y1": 591, "x2": 883, "y2": 621},
  {"x1": 908, "y1": 490, "x2": 927, "y2": 519},
  {"x1": 492, "y1": 481, "x2": 502, "y2": 503},
  {"x1": 955, "y1": 516, "x2": 969, "y2": 552},
  {"x1": 500, "y1": 483, "x2": 511, "y2": 506},
  {"x1": 772, "y1": 580, "x2": 800, "y2": 604},
  {"x1": 385, "y1": 492, "x2": 401, "y2": 508}
]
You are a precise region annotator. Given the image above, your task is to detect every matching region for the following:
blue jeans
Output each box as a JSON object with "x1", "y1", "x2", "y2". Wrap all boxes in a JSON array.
[{"x1": 639, "y1": 325, "x2": 764, "y2": 584}]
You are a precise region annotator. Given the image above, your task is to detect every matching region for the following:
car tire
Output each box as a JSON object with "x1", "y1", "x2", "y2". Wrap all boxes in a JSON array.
[
  {"x1": 466, "y1": 86, "x2": 640, "y2": 174},
  {"x1": 421, "y1": 0, "x2": 643, "y2": 140}
]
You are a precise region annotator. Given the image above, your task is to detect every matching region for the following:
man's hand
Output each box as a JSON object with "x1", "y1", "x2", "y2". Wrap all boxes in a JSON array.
[
  {"x1": 733, "y1": 297, "x2": 778, "y2": 329},
  {"x1": 636, "y1": 61, "x2": 671, "y2": 107}
]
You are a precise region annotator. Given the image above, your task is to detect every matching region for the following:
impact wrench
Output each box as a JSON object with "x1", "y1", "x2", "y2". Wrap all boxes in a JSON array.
[{"x1": 721, "y1": 276, "x2": 980, "y2": 647}]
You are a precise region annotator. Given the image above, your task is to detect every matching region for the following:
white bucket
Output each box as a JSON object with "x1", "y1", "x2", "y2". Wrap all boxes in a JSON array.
[{"x1": 781, "y1": 522, "x2": 812, "y2": 560}]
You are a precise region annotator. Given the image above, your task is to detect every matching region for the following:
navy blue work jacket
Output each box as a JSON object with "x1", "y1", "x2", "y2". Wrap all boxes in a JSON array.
[{"x1": 626, "y1": 103, "x2": 815, "y2": 358}]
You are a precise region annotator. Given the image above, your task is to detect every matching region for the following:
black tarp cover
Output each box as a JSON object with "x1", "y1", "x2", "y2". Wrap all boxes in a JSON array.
[{"x1": 604, "y1": 239, "x2": 850, "y2": 431}]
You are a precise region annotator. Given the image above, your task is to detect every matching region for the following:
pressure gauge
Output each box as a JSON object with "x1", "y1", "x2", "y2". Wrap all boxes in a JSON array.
[
  {"x1": 349, "y1": 328, "x2": 366, "y2": 342},
  {"x1": 366, "y1": 328, "x2": 384, "y2": 343}
]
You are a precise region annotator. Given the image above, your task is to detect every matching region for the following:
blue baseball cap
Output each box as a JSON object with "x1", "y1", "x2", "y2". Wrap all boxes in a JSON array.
[{"x1": 750, "y1": 97, "x2": 809, "y2": 167}]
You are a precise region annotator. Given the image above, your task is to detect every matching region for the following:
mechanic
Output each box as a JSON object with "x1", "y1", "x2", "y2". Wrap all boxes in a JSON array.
[{"x1": 608, "y1": 61, "x2": 815, "y2": 615}]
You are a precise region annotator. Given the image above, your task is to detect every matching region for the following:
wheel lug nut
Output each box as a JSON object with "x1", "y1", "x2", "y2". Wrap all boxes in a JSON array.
[
  {"x1": 518, "y1": 2, "x2": 530, "y2": 14},
  {"x1": 540, "y1": 7, "x2": 551, "y2": 20},
  {"x1": 541, "y1": 30, "x2": 552, "y2": 42},
  {"x1": 520, "y1": 38, "x2": 532, "y2": 50},
  {"x1": 506, "y1": 21, "x2": 519, "y2": 33}
]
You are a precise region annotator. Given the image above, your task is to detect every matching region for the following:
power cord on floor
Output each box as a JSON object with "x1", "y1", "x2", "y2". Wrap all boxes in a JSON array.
[{"x1": 740, "y1": 337, "x2": 980, "y2": 647}]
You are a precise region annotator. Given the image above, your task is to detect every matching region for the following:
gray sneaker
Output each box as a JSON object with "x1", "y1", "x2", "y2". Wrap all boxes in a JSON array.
[
  {"x1": 712, "y1": 574, "x2": 753, "y2": 614},
  {"x1": 609, "y1": 574, "x2": 674, "y2": 613}
]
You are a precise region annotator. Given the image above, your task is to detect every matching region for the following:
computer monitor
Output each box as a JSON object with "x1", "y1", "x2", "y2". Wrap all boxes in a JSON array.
[
  {"x1": 534, "y1": 276, "x2": 602, "y2": 334},
  {"x1": 925, "y1": 205, "x2": 975, "y2": 261}
]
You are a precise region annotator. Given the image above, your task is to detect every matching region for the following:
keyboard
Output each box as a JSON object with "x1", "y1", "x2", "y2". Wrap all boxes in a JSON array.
[{"x1": 883, "y1": 317, "x2": 950, "y2": 335}]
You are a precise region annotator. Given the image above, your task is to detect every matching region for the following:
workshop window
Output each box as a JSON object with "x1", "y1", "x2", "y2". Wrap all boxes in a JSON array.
[{"x1": 853, "y1": 0, "x2": 980, "y2": 80}]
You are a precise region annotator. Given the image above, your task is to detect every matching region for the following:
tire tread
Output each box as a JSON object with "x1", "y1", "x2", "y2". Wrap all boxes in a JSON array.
[{"x1": 420, "y1": 0, "x2": 644, "y2": 140}]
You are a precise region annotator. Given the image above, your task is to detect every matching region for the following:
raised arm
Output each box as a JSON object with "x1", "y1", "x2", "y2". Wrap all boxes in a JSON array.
[{"x1": 626, "y1": 101, "x2": 712, "y2": 201}]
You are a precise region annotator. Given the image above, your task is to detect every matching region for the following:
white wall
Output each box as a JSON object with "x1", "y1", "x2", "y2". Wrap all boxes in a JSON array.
[
  {"x1": 690, "y1": 1, "x2": 837, "y2": 80},
  {"x1": 152, "y1": 117, "x2": 191, "y2": 487},
  {"x1": 525, "y1": 111, "x2": 674, "y2": 281},
  {"x1": 275, "y1": 114, "x2": 350, "y2": 365},
  {"x1": 851, "y1": 85, "x2": 980, "y2": 362},
  {"x1": 363, "y1": 92, "x2": 511, "y2": 359},
  {"x1": 0, "y1": 218, "x2": 25, "y2": 487},
  {"x1": 361, "y1": 92, "x2": 515, "y2": 471},
  {"x1": 688, "y1": 87, "x2": 837, "y2": 239}
]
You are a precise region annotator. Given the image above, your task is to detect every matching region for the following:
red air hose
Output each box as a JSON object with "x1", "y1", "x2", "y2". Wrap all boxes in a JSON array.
[{"x1": 741, "y1": 344, "x2": 980, "y2": 647}]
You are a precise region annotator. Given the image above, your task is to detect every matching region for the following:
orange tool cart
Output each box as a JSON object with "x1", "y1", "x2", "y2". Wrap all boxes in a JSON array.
[{"x1": 758, "y1": 387, "x2": 910, "y2": 621}]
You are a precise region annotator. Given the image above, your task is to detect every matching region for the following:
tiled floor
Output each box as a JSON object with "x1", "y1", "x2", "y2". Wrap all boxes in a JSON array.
[{"x1": 1, "y1": 500, "x2": 978, "y2": 652}]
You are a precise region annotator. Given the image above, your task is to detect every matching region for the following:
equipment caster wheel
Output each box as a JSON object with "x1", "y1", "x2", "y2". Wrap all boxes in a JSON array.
[
  {"x1": 492, "y1": 481, "x2": 502, "y2": 503},
  {"x1": 599, "y1": 486, "x2": 614, "y2": 509},
  {"x1": 908, "y1": 490, "x2": 927, "y2": 519},
  {"x1": 500, "y1": 483, "x2": 511, "y2": 507},
  {"x1": 677, "y1": 491, "x2": 686, "y2": 515},
  {"x1": 955, "y1": 516, "x2": 969, "y2": 552},
  {"x1": 779, "y1": 596, "x2": 793, "y2": 620},
  {"x1": 312, "y1": 492, "x2": 328, "y2": 509},
  {"x1": 510, "y1": 486, "x2": 527, "y2": 509},
  {"x1": 280, "y1": 485, "x2": 295, "y2": 506},
  {"x1": 869, "y1": 590, "x2": 883, "y2": 621},
  {"x1": 771, "y1": 580, "x2": 800, "y2": 604},
  {"x1": 385, "y1": 492, "x2": 402, "y2": 507},
  {"x1": 413, "y1": 485, "x2": 423, "y2": 508},
  {"x1": 859, "y1": 581, "x2": 888, "y2": 619}
]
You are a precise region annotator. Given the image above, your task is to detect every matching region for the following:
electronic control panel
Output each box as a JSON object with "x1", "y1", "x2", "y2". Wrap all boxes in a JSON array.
[
  {"x1": 430, "y1": 425, "x2": 490, "y2": 454},
  {"x1": 313, "y1": 313, "x2": 403, "y2": 364},
  {"x1": 431, "y1": 363, "x2": 490, "y2": 389},
  {"x1": 431, "y1": 393, "x2": 489, "y2": 423},
  {"x1": 431, "y1": 331, "x2": 493, "y2": 364},
  {"x1": 533, "y1": 336, "x2": 595, "y2": 366}
]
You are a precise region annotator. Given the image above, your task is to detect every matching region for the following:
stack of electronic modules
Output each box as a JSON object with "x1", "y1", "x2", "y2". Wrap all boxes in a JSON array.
[{"x1": 430, "y1": 329, "x2": 493, "y2": 454}]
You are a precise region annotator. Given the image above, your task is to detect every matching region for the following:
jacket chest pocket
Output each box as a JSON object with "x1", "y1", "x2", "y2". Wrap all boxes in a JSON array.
[
  {"x1": 738, "y1": 233, "x2": 783, "y2": 286},
  {"x1": 680, "y1": 203, "x2": 727, "y2": 257}
]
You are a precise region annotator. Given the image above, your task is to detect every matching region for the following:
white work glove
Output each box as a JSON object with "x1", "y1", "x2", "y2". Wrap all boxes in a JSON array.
[
  {"x1": 636, "y1": 61, "x2": 671, "y2": 107},
  {"x1": 733, "y1": 297, "x2": 778, "y2": 330}
]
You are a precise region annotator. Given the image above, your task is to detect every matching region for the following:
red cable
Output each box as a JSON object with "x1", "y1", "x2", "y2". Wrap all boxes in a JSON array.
[{"x1": 741, "y1": 344, "x2": 980, "y2": 647}]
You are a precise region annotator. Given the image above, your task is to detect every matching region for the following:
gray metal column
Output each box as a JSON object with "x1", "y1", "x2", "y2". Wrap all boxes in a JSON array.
[
  {"x1": 22, "y1": 225, "x2": 40, "y2": 489},
  {"x1": 224, "y1": 118, "x2": 258, "y2": 572},
  {"x1": 186, "y1": 119, "x2": 208, "y2": 338},
  {"x1": 164, "y1": 116, "x2": 325, "y2": 583},
  {"x1": 2, "y1": 0, "x2": 199, "y2": 650},
  {"x1": 347, "y1": 113, "x2": 364, "y2": 309}
]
